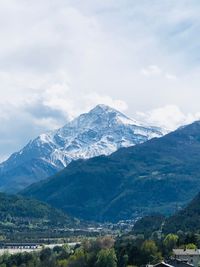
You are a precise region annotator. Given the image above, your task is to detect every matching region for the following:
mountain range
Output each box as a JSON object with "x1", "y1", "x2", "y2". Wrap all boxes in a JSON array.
[
  {"x1": 0, "y1": 104, "x2": 163, "y2": 193},
  {"x1": 22, "y1": 120, "x2": 200, "y2": 222}
]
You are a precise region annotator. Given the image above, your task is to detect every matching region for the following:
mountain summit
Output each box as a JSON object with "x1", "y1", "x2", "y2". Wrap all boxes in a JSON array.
[
  {"x1": 0, "y1": 104, "x2": 164, "y2": 192},
  {"x1": 23, "y1": 120, "x2": 200, "y2": 222}
]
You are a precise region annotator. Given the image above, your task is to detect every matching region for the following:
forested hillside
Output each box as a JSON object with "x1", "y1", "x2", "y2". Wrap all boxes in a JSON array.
[
  {"x1": 23, "y1": 121, "x2": 200, "y2": 222},
  {"x1": 0, "y1": 193, "x2": 78, "y2": 239}
]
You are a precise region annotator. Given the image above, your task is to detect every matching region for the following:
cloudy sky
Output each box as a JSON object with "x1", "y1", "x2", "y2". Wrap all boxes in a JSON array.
[{"x1": 0, "y1": 0, "x2": 200, "y2": 160}]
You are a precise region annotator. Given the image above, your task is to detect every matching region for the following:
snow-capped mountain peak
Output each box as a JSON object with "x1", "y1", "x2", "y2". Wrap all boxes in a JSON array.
[{"x1": 0, "y1": 104, "x2": 165, "y2": 193}]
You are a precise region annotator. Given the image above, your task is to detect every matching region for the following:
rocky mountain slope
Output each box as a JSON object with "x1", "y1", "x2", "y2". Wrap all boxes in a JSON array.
[
  {"x1": 0, "y1": 104, "x2": 163, "y2": 192},
  {"x1": 22, "y1": 121, "x2": 200, "y2": 222}
]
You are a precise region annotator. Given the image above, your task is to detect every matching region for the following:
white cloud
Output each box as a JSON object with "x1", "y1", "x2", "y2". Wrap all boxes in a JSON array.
[
  {"x1": 136, "y1": 105, "x2": 200, "y2": 131},
  {"x1": 165, "y1": 73, "x2": 177, "y2": 80},
  {"x1": 0, "y1": 0, "x2": 200, "y2": 159},
  {"x1": 83, "y1": 93, "x2": 128, "y2": 113},
  {"x1": 141, "y1": 65, "x2": 177, "y2": 81},
  {"x1": 141, "y1": 65, "x2": 162, "y2": 76}
]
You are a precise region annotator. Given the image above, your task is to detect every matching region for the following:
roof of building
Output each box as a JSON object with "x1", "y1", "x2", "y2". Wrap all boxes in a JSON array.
[
  {"x1": 173, "y1": 249, "x2": 200, "y2": 256},
  {"x1": 0, "y1": 243, "x2": 39, "y2": 246},
  {"x1": 153, "y1": 261, "x2": 174, "y2": 267},
  {"x1": 167, "y1": 258, "x2": 194, "y2": 267}
]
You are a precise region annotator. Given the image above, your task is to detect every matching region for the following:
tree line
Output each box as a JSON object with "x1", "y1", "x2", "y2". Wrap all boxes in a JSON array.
[{"x1": 0, "y1": 231, "x2": 200, "y2": 267}]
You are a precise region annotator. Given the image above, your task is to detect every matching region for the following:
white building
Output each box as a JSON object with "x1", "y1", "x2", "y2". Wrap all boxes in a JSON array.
[{"x1": 173, "y1": 249, "x2": 200, "y2": 267}]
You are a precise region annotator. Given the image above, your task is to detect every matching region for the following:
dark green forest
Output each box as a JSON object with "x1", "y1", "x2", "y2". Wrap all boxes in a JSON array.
[
  {"x1": 0, "y1": 193, "x2": 79, "y2": 241},
  {"x1": 134, "y1": 191, "x2": 200, "y2": 235}
]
